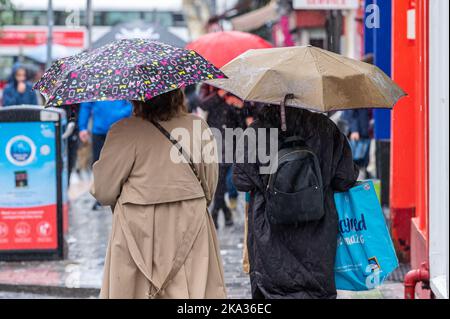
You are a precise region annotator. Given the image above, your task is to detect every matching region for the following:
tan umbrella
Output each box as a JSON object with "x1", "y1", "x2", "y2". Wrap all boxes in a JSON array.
[{"x1": 207, "y1": 45, "x2": 406, "y2": 129}]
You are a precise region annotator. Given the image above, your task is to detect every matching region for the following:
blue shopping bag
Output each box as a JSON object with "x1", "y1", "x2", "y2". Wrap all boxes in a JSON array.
[
  {"x1": 334, "y1": 181, "x2": 399, "y2": 291},
  {"x1": 349, "y1": 139, "x2": 371, "y2": 162}
]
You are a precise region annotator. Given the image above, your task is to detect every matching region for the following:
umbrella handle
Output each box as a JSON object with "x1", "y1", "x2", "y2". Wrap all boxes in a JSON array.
[{"x1": 280, "y1": 94, "x2": 294, "y2": 132}]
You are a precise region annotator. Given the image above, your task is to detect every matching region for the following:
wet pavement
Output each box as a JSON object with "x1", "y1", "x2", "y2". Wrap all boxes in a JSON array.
[
  {"x1": 0, "y1": 191, "x2": 110, "y2": 297},
  {"x1": 215, "y1": 197, "x2": 251, "y2": 299},
  {"x1": 0, "y1": 183, "x2": 403, "y2": 299},
  {"x1": 0, "y1": 291, "x2": 62, "y2": 299}
]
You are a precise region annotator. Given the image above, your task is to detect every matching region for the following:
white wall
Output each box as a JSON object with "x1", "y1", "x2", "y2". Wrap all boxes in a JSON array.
[
  {"x1": 429, "y1": 0, "x2": 449, "y2": 300},
  {"x1": 342, "y1": 9, "x2": 357, "y2": 59}
]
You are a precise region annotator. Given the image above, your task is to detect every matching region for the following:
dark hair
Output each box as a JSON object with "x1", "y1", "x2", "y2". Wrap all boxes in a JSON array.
[
  {"x1": 256, "y1": 104, "x2": 298, "y2": 129},
  {"x1": 15, "y1": 66, "x2": 27, "y2": 75},
  {"x1": 256, "y1": 104, "x2": 318, "y2": 139},
  {"x1": 132, "y1": 89, "x2": 187, "y2": 122},
  {"x1": 12, "y1": 66, "x2": 27, "y2": 87}
]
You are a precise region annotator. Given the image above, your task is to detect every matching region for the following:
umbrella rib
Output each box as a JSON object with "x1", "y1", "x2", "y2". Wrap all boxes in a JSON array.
[
  {"x1": 317, "y1": 48, "x2": 392, "y2": 107},
  {"x1": 310, "y1": 48, "x2": 326, "y2": 111},
  {"x1": 304, "y1": 47, "x2": 328, "y2": 110},
  {"x1": 365, "y1": 66, "x2": 396, "y2": 107},
  {"x1": 317, "y1": 48, "x2": 363, "y2": 72},
  {"x1": 244, "y1": 50, "x2": 299, "y2": 102},
  {"x1": 244, "y1": 69, "x2": 274, "y2": 101},
  {"x1": 217, "y1": 52, "x2": 298, "y2": 102},
  {"x1": 311, "y1": 49, "x2": 324, "y2": 75}
]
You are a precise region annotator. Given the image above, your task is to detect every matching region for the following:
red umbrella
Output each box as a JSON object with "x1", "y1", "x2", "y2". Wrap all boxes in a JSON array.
[{"x1": 186, "y1": 31, "x2": 273, "y2": 68}]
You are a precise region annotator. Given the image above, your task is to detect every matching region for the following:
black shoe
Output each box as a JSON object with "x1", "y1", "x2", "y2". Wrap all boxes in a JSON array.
[
  {"x1": 225, "y1": 218, "x2": 234, "y2": 227},
  {"x1": 224, "y1": 208, "x2": 234, "y2": 227},
  {"x1": 92, "y1": 201, "x2": 102, "y2": 210}
]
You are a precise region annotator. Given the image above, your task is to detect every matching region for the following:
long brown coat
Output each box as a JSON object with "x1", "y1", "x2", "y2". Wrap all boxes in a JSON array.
[{"x1": 91, "y1": 114, "x2": 227, "y2": 299}]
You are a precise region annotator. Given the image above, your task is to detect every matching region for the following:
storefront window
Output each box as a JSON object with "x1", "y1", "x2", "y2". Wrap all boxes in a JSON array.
[
  {"x1": 19, "y1": 11, "x2": 47, "y2": 26},
  {"x1": 142, "y1": 12, "x2": 173, "y2": 27},
  {"x1": 104, "y1": 12, "x2": 142, "y2": 26},
  {"x1": 8, "y1": 10, "x2": 182, "y2": 28}
]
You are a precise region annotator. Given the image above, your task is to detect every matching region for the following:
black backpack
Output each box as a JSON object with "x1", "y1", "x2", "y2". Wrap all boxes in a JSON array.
[{"x1": 265, "y1": 136, "x2": 325, "y2": 225}]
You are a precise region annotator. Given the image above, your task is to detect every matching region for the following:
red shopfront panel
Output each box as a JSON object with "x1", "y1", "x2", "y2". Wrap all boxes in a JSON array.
[
  {"x1": 391, "y1": 0, "x2": 418, "y2": 260},
  {"x1": 391, "y1": 0, "x2": 429, "y2": 285}
]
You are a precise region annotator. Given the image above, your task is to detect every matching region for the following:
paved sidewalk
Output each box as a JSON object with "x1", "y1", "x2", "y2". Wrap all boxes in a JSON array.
[
  {"x1": 337, "y1": 283, "x2": 404, "y2": 299},
  {"x1": 216, "y1": 197, "x2": 251, "y2": 299},
  {"x1": 0, "y1": 191, "x2": 109, "y2": 298}
]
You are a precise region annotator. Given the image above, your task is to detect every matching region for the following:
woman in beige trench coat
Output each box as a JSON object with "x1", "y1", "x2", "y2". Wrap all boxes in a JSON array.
[{"x1": 91, "y1": 89, "x2": 227, "y2": 299}]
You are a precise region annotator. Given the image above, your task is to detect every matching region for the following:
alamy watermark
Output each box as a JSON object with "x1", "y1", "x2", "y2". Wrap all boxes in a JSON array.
[
  {"x1": 62, "y1": 4, "x2": 381, "y2": 29},
  {"x1": 168, "y1": 119, "x2": 279, "y2": 175},
  {"x1": 365, "y1": 3, "x2": 380, "y2": 29}
]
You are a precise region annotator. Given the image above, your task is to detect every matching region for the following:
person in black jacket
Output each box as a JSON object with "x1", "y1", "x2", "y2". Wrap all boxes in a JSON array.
[
  {"x1": 198, "y1": 86, "x2": 245, "y2": 229},
  {"x1": 341, "y1": 53, "x2": 374, "y2": 179},
  {"x1": 232, "y1": 105, "x2": 359, "y2": 299},
  {"x1": 341, "y1": 109, "x2": 372, "y2": 178}
]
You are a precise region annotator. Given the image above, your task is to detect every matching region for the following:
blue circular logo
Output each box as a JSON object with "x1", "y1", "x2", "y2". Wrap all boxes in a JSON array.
[{"x1": 6, "y1": 136, "x2": 36, "y2": 166}]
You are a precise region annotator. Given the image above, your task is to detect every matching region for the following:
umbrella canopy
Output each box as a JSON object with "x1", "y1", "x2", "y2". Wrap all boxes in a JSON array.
[
  {"x1": 207, "y1": 45, "x2": 406, "y2": 112},
  {"x1": 34, "y1": 39, "x2": 225, "y2": 107},
  {"x1": 186, "y1": 31, "x2": 273, "y2": 68},
  {"x1": 93, "y1": 20, "x2": 187, "y2": 49}
]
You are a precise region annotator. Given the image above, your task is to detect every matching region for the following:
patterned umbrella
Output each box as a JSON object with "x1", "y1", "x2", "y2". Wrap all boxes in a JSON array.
[{"x1": 34, "y1": 39, "x2": 225, "y2": 107}]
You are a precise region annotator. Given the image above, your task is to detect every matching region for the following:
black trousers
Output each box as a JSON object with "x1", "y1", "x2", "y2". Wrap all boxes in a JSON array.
[
  {"x1": 92, "y1": 134, "x2": 107, "y2": 164},
  {"x1": 67, "y1": 133, "x2": 79, "y2": 185},
  {"x1": 211, "y1": 164, "x2": 232, "y2": 222}
]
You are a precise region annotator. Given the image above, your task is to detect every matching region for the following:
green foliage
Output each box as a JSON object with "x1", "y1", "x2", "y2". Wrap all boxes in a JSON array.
[{"x1": 0, "y1": 0, "x2": 15, "y2": 27}]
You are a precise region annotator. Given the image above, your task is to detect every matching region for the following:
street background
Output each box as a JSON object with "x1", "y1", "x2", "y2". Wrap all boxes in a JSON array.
[{"x1": 0, "y1": 0, "x2": 448, "y2": 299}]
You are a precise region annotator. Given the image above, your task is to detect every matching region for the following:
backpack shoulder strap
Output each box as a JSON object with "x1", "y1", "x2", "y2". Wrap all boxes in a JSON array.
[
  {"x1": 281, "y1": 135, "x2": 306, "y2": 148},
  {"x1": 151, "y1": 119, "x2": 205, "y2": 191}
]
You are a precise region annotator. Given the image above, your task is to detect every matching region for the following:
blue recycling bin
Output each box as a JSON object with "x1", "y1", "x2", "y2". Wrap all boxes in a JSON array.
[{"x1": 0, "y1": 105, "x2": 71, "y2": 261}]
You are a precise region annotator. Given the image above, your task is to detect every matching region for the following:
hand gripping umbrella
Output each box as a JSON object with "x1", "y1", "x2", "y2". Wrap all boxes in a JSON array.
[{"x1": 34, "y1": 39, "x2": 225, "y2": 107}]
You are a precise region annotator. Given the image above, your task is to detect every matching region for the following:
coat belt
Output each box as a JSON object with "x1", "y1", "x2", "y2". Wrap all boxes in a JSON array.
[{"x1": 116, "y1": 200, "x2": 207, "y2": 298}]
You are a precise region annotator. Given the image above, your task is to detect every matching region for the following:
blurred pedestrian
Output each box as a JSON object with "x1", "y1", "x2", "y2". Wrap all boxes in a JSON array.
[
  {"x1": 78, "y1": 99, "x2": 132, "y2": 210},
  {"x1": 341, "y1": 53, "x2": 375, "y2": 180},
  {"x1": 2, "y1": 64, "x2": 38, "y2": 107},
  {"x1": 341, "y1": 109, "x2": 372, "y2": 179},
  {"x1": 184, "y1": 84, "x2": 200, "y2": 113},
  {"x1": 225, "y1": 101, "x2": 262, "y2": 213},
  {"x1": 91, "y1": 89, "x2": 226, "y2": 299},
  {"x1": 198, "y1": 87, "x2": 245, "y2": 229},
  {"x1": 233, "y1": 105, "x2": 358, "y2": 299},
  {"x1": 62, "y1": 104, "x2": 80, "y2": 185}
]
